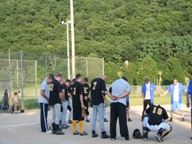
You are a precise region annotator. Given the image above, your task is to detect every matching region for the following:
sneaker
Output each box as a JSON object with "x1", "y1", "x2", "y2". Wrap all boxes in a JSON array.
[
  {"x1": 92, "y1": 131, "x2": 98, "y2": 138},
  {"x1": 55, "y1": 130, "x2": 64, "y2": 135},
  {"x1": 155, "y1": 134, "x2": 162, "y2": 142},
  {"x1": 46, "y1": 130, "x2": 52, "y2": 134},
  {"x1": 182, "y1": 118, "x2": 185, "y2": 122},
  {"x1": 143, "y1": 137, "x2": 148, "y2": 141},
  {"x1": 86, "y1": 119, "x2": 90, "y2": 122},
  {"x1": 101, "y1": 131, "x2": 110, "y2": 139},
  {"x1": 80, "y1": 131, "x2": 88, "y2": 136},
  {"x1": 111, "y1": 138, "x2": 116, "y2": 141},
  {"x1": 128, "y1": 118, "x2": 132, "y2": 122},
  {"x1": 73, "y1": 131, "x2": 80, "y2": 135},
  {"x1": 104, "y1": 118, "x2": 108, "y2": 122},
  {"x1": 121, "y1": 137, "x2": 129, "y2": 141},
  {"x1": 169, "y1": 117, "x2": 173, "y2": 122},
  {"x1": 68, "y1": 120, "x2": 72, "y2": 124}
]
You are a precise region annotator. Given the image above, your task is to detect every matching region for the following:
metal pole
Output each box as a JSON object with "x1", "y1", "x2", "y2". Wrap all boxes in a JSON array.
[
  {"x1": 45, "y1": 55, "x2": 48, "y2": 77},
  {"x1": 102, "y1": 57, "x2": 105, "y2": 75},
  {"x1": 86, "y1": 58, "x2": 88, "y2": 77},
  {"x1": 20, "y1": 51, "x2": 24, "y2": 109},
  {"x1": 67, "y1": 20, "x2": 71, "y2": 79},
  {"x1": 8, "y1": 50, "x2": 12, "y2": 95},
  {"x1": 35, "y1": 60, "x2": 38, "y2": 99},
  {"x1": 16, "y1": 60, "x2": 19, "y2": 88},
  {"x1": 70, "y1": 0, "x2": 75, "y2": 78}
]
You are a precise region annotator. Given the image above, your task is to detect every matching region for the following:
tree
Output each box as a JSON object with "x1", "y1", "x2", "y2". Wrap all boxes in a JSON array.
[
  {"x1": 136, "y1": 57, "x2": 158, "y2": 85},
  {"x1": 162, "y1": 57, "x2": 184, "y2": 85}
]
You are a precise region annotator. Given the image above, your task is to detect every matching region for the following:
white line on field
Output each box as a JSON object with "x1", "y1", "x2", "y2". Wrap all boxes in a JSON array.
[{"x1": 0, "y1": 122, "x2": 40, "y2": 128}]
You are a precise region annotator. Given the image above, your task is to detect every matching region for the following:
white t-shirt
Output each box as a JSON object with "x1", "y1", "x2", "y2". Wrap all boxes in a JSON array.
[
  {"x1": 38, "y1": 80, "x2": 50, "y2": 104},
  {"x1": 173, "y1": 84, "x2": 179, "y2": 102},
  {"x1": 145, "y1": 83, "x2": 150, "y2": 100}
]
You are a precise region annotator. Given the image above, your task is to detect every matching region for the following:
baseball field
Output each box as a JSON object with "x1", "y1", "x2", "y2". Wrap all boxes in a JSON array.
[{"x1": 0, "y1": 105, "x2": 191, "y2": 144}]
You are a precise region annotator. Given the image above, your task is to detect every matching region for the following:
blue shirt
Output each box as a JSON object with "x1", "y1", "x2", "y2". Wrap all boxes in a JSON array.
[
  {"x1": 110, "y1": 78, "x2": 131, "y2": 106},
  {"x1": 142, "y1": 82, "x2": 156, "y2": 103},
  {"x1": 187, "y1": 80, "x2": 192, "y2": 107},
  {"x1": 168, "y1": 83, "x2": 186, "y2": 104}
]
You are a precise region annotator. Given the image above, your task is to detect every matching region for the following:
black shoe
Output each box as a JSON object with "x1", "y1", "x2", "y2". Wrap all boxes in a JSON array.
[
  {"x1": 101, "y1": 131, "x2": 110, "y2": 139},
  {"x1": 182, "y1": 118, "x2": 185, "y2": 122},
  {"x1": 92, "y1": 131, "x2": 98, "y2": 138},
  {"x1": 104, "y1": 118, "x2": 108, "y2": 122},
  {"x1": 68, "y1": 120, "x2": 72, "y2": 124},
  {"x1": 80, "y1": 131, "x2": 88, "y2": 136},
  {"x1": 169, "y1": 117, "x2": 173, "y2": 122},
  {"x1": 56, "y1": 130, "x2": 64, "y2": 135},
  {"x1": 86, "y1": 119, "x2": 90, "y2": 122},
  {"x1": 55, "y1": 124, "x2": 64, "y2": 135},
  {"x1": 128, "y1": 118, "x2": 132, "y2": 122},
  {"x1": 52, "y1": 123, "x2": 56, "y2": 134},
  {"x1": 73, "y1": 131, "x2": 80, "y2": 135}
]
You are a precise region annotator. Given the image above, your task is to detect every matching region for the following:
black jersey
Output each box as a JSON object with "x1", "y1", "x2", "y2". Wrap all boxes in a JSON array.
[
  {"x1": 146, "y1": 105, "x2": 169, "y2": 125},
  {"x1": 49, "y1": 79, "x2": 62, "y2": 106},
  {"x1": 83, "y1": 83, "x2": 90, "y2": 97},
  {"x1": 71, "y1": 81, "x2": 84, "y2": 107},
  {"x1": 61, "y1": 83, "x2": 69, "y2": 101},
  {"x1": 91, "y1": 78, "x2": 107, "y2": 105}
]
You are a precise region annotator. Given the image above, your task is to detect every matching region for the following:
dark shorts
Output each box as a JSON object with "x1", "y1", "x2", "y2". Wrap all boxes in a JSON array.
[
  {"x1": 73, "y1": 106, "x2": 84, "y2": 121},
  {"x1": 126, "y1": 101, "x2": 130, "y2": 108}
]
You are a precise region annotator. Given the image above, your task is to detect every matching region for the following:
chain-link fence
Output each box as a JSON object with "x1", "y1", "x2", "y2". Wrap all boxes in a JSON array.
[{"x1": 0, "y1": 50, "x2": 105, "y2": 103}]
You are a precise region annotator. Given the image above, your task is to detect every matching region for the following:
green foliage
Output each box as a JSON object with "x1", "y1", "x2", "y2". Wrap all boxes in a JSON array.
[
  {"x1": 105, "y1": 62, "x2": 119, "y2": 84},
  {"x1": 121, "y1": 62, "x2": 137, "y2": 85},
  {"x1": 0, "y1": 0, "x2": 191, "y2": 83},
  {"x1": 163, "y1": 57, "x2": 185, "y2": 85},
  {"x1": 136, "y1": 57, "x2": 158, "y2": 85}
]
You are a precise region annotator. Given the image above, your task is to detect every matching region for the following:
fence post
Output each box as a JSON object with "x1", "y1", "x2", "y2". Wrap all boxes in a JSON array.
[
  {"x1": 20, "y1": 51, "x2": 24, "y2": 109},
  {"x1": 86, "y1": 58, "x2": 88, "y2": 77},
  {"x1": 8, "y1": 49, "x2": 12, "y2": 95},
  {"x1": 102, "y1": 57, "x2": 105, "y2": 75},
  {"x1": 35, "y1": 60, "x2": 38, "y2": 99}
]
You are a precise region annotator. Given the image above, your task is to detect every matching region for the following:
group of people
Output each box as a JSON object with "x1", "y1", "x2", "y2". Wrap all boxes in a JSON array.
[{"x1": 38, "y1": 73, "x2": 192, "y2": 142}]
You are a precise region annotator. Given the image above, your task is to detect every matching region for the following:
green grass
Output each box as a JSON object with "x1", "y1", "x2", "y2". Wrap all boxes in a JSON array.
[{"x1": 2, "y1": 95, "x2": 188, "y2": 110}]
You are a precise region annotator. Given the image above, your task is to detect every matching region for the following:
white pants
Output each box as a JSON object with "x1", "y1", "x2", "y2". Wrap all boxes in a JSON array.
[
  {"x1": 68, "y1": 98, "x2": 73, "y2": 121},
  {"x1": 61, "y1": 101, "x2": 68, "y2": 125},
  {"x1": 143, "y1": 117, "x2": 171, "y2": 132},
  {"x1": 51, "y1": 103, "x2": 61, "y2": 125}
]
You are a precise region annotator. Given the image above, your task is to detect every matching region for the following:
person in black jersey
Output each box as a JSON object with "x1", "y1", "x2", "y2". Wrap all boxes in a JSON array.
[
  {"x1": 91, "y1": 75, "x2": 110, "y2": 139},
  {"x1": 60, "y1": 78, "x2": 70, "y2": 129},
  {"x1": 83, "y1": 77, "x2": 90, "y2": 122},
  {"x1": 49, "y1": 73, "x2": 64, "y2": 135},
  {"x1": 71, "y1": 74, "x2": 88, "y2": 136},
  {"x1": 143, "y1": 104, "x2": 172, "y2": 142}
]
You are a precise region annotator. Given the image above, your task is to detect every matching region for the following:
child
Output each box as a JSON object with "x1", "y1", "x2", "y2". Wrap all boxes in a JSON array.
[
  {"x1": 8, "y1": 95, "x2": 13, "y2": 113},
  {"x1": 14, "y1": 92, "x2": 19, "y2": 112}
]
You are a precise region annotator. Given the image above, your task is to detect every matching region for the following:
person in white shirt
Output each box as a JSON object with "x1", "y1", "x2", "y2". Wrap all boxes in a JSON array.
[
  {"x1": 161, "y1": 79, "x2": 186, "y2": 122},
  {"x1": 38, "y1": 75, "x2": 53, "y2": 133}
]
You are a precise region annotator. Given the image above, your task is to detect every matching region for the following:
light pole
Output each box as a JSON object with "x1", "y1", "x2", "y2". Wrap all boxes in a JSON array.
[
  {"x1": 70, "y1": 0, "x2": 75, "y2": 78},
  {"x1": 61, "y1": 20, "x2": 71, "y2": 79}
]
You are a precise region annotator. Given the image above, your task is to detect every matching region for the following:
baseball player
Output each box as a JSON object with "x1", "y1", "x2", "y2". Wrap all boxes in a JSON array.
[{"x1": 143, "y1": 104, "x2": 172, "y2": 142}]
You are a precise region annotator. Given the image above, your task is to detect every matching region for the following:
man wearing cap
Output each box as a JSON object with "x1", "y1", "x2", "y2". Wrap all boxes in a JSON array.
[
  {"x1": 49, "y1": 73, "x2": 64, "y2": 135},
  {"x1": 142, "y1": 77, "x2": 159, "y2": 119}
]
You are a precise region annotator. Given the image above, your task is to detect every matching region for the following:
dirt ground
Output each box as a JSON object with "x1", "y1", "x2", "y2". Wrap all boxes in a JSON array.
[{"x1": 0, "y1": 105, "x2": 191, "y2": 144}]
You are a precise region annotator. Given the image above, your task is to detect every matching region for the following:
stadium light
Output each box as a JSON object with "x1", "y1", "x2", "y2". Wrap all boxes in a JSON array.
[{"x1": 61, "y1": 20, "x2": 71, "y2": 79}]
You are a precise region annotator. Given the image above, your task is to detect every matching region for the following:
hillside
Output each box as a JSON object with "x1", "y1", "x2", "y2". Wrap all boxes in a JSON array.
[{"x1": 0, "y1": 0, "x2": 192, "y2": 84}]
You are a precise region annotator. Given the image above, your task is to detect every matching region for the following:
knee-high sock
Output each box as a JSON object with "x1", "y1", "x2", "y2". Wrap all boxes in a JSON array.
[
  {"x1": 79, "y1": 121, "x2": 84, "y2": 133},
  {"x1": 72, "y1": 120, "x2": 77, "y2": 132}
]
